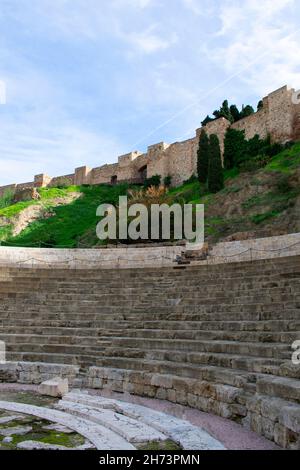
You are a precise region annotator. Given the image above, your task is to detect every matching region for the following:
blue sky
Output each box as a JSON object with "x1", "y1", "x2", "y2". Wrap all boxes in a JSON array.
[{"x1": 0, "y1": 0, "x2": 299, "y2": 185}]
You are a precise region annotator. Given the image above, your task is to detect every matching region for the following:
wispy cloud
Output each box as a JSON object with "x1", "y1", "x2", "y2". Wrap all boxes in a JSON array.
[{"x1": 0, "y1": 0, "x2": 299, "y2": 185}]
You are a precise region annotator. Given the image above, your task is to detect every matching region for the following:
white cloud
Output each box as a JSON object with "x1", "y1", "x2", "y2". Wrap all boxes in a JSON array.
[
  {"x1": 123, "y1": 26, "x2": 177, "y2": 54},
  {"x1": 208, "y1": 0, "x2": 300, "y2": 95},
  {"x1": 112, "y1": 0, "x2": 154, "y2": 8}
]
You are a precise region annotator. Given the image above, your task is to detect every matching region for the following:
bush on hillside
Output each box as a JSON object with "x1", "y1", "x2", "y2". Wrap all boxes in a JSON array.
[
  {"x1": 144, "y1": 174, "x2": 161, "y2": 188},
  {"x1": 163, "y1": 175, "x2": 172, "y2": 187}
]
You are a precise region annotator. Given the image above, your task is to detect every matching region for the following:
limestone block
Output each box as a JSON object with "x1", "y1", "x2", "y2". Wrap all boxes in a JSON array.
[
  {"x1": 150, "y1": 374, "x2": 173, "y2": 389},
  {"x1": 261, "y1": 416, "x2": 275, "y2": 441},
  {"x1": 0, "y1": 362, "x2": 19, "y2": 382},
  {"x1": 38, "y1": 377, "x2": 69, "y2": 398},
  {"x1": 167, "y1": 389, "x2": 176, "y2": 402},
  {"x1": 280, "y1": 405, "x2": 300, "y2": 434},
  {"x1": 155, "y1": 388, "x2": 167, "y2": 401},
  {"x1": 250, "y1": 412, "x2": 263, "y2": 435}
]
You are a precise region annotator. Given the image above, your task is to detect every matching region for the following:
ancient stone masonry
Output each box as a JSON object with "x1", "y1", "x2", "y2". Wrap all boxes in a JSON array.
[
  {"x1": 0, "y1": 245, "x2": 299, "y2": 448},
  {"x1": 1, "y1": 85, "x2": 299, "y2": 197}
]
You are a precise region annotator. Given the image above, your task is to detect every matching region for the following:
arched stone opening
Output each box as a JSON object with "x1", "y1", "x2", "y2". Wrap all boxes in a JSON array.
[
  {"x1": 138, "y1": 165, "x2": 147, "y2": 183},
  {"x1": 111, "y1": 175, "x2": 118, "y2": 185}
]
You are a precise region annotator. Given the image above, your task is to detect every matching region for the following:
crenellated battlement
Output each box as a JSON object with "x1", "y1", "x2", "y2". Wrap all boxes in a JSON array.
[{"x1": 1, "y1": 84, "x2": 299, "y2": 196}]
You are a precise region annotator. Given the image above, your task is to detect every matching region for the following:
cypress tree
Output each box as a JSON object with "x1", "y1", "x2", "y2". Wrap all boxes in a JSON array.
[
  {"x1": 197, "y1": 129, "x2": 209, "y2": 184},
  {"x1": 208, "y1": 134, "x2": 224, "y2": 193},
  {"x1": 223, "y1": 128, "x2": 247, "y2": 169}
]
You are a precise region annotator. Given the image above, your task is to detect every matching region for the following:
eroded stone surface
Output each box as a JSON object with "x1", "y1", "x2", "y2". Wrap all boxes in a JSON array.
[
  {"x1": 42, "y1": 423, "x2": 73, "y2": 434},
  {"x1": 0, "y1": 400, "x2": 134, "y2": 450},
  {"x1": 0, "y1": 414, "x2": 24, "y2": 424},
  {"x1": 59, "y1": 391, "x2": 225, "y2": 450},
  {"x1": 0, "y1": 425, "x2": 32, "y2": 437},
  {"x1": 56, "y1": 400, "x2": 167, "y2": 444},
  {"x1": 17, "y1": 440, "x2": 94, "y2": 450},
  {"x1": 38, "y1": 377, "x2": 69, "y2": 398}
]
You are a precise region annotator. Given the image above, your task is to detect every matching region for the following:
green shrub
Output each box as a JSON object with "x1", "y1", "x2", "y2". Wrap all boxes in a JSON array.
[
  {"x1": 276, "y1": 175, "x2": 292, "y2": 194},
  {"x1": 163, "y1": 175, "x2": 172, "y2": 187},
  {"x1": 144, "y1": 174, "x2": 161, "y2": 188},
  {"x1": 250, "y1": 210, "x2": 279, "y2": 224}
]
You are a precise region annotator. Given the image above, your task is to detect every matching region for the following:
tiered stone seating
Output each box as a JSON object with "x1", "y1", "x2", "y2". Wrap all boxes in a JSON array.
[{"x1": 0, "y1": 255, "x2": 299, "y2": 448}]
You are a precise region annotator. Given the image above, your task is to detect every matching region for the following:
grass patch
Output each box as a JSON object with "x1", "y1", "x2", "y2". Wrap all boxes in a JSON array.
[
  {"x1": 0, "y1": 189, "x2": 14, "y2": 209},
  {"x1": 137, "y1": 440, "x2": 182, "y2": 451},
  {"x1": 4, "y1": 183, "x2": 133, "y2": 248},
  {"x1": 250, "y1": 210, "x2": 280, "y2": 224},
  {"x1": 265, "y1": 141, "x2": 300, "y2": 173}
]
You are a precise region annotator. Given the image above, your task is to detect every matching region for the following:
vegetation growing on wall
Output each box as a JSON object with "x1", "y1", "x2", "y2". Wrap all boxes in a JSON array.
[{"x1": 201, "y1": 100, "x2": 255, "y2": 126}]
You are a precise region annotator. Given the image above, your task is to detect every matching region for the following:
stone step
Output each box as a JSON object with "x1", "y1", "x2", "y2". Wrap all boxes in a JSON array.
[
  {"x1": 0, "y1": 399, "x2": 135, "y2": 450},
  {"x1": 56, "y1": 400, "x2": 167, "y2": 444},
  {"x1": 0, "y1": 328, "x2": 297, "y2": 344},
  {"x1": 0, "y1": 320, "x2": 298, "y2": 335},
  {"x1": 256, "y1": 376, "x2": 300, "y2": 403},
  {"x1": 0, "y1": 305, "x2": 299, "y2": 320},
  {"x1": 0, "y1": 318, "x2": 298, "y2": 331},
  {"x1": 246, "y1": 394, "x2": 300, "y2": 447},
  {"x1": 100, "y1": 329, "x2": 298, "y2": 343},
  {"x1": 100, "y1": 347, "x2": 285, "y2": 373},
  {"x1": 60, "y1": 391, "x2": 226, "y2": 450},
  {"x1": 104, "y1": 338, "x2": 290, "y2": 359},
  {"x1": 5, "y1": 342, "x2": 109, "y2": 356},
  {"x1": 0, "y1": 280, "x2": 297, "y2": 292}
]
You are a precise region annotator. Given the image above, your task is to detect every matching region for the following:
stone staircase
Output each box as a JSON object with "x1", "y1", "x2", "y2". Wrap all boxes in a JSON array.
[{"x1": 0, "y1": 255, "x2": 299, "y2": 448}]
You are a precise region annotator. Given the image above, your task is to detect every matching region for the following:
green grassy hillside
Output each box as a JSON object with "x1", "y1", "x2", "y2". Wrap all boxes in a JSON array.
[{"x1": 0, "y1": 142, "x2": 299, "y2": 248}]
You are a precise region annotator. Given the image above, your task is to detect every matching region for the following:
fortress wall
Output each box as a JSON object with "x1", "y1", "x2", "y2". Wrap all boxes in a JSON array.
[
  {"x1": 231, "y1": 108, "x2": 269, "y2": 139},
  {"x1": 0, "y1": 85, "x2": 298, "y2": 193},
  {"x1": 0, "y1": 183, "x2": 17, "y2": 197},
  {"x1": 202, "y1": 117, "x2": 230, "y2": 154},
  {"x1": 90, "y1": 163, "x2": 119, "y2": 184},
  {"x1": 15, "y1": 181, "x2": 34, "y2": 191},
  {"x1": 49, "y1": 174, "x2": 75, "y2": 187},
  {"x1": 231, "y1": 86, "x2": 296, "y2": 143},
  {"x1": 117, "y1": 152, "x2": 144, "y2": 182},
  {"x1": 163, "y1": 138, "x2": 198, "y2": 186},
  {"x1": 266, "y1": 86, "x2": 295, "y2": 142}
]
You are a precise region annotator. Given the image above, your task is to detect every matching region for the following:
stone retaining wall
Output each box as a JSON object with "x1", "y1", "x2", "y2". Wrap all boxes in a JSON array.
[{"x1": 0, "y1": 233, "x2": 299, "y2": 269}]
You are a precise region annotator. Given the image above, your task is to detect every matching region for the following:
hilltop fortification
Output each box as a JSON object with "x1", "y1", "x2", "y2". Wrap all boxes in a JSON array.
[{"x1": 1, "y1": 85, "x2": 299, "y2": 196}]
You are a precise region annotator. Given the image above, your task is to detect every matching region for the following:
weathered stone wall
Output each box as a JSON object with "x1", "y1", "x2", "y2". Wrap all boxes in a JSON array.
[
  {"x1": 0, "y1": 232, "x2": 298, "y2": 269},
  {"x1": 1, "y1": 85, "x2": 299, "y2": 193}
]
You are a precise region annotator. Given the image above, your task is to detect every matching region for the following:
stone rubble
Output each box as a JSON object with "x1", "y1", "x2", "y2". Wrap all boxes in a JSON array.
[{"x1": 0, "y1": 425, "x2": 32, "y2": 437}]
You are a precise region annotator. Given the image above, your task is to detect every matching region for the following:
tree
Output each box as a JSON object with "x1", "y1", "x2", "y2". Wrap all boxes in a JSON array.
[
  {"x1": 213, "y1": 100, "x2": 234, "y2": 123},
  {"x1": 240, "y1": 104, "x2": 255, "y2": 119},
  {"x1": 257, "y1": 100, "x2": 264, "y2": 111},
  {"x1": 229, "y1": 104, "x2": 241, "y2": 123},
  {"x1": 201, "y1": 115, "x2": 214, "y2": 127},
  {"x1": 208, "y1": 134, "x2": 224, "y2": 193},
  {"x1": 223, "y1": 128, "x2": 247, "y2": 169},
  {"x1": 197, "y1": 129, "x2": 209, "y2": 184},
  {"x1": 163, "y1": 175, "x2": 172, "y2": 187}
]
